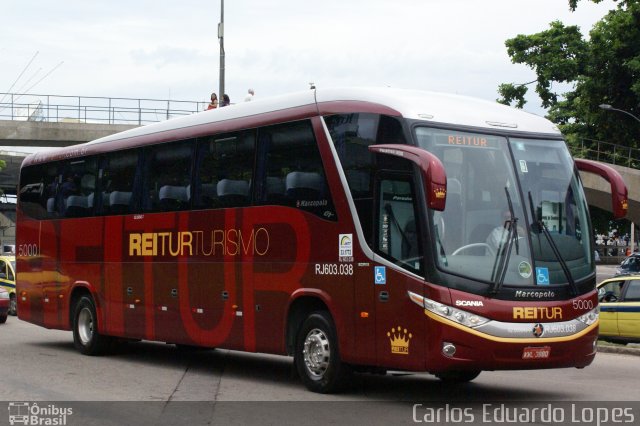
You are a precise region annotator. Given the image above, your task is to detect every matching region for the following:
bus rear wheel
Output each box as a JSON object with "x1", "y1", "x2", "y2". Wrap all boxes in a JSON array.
[
  {"x1": 435, "y1": 370, "x2": 481, "y2": 383},
  {"x1": 72, "y1": 295, "x2": 113, "y2": 355},
  {"x1": 295, "y1": 311, "x2": 350, "y2": 393}
]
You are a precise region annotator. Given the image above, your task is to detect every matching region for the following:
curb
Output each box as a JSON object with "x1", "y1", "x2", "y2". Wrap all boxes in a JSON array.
[{"x1": 597, "y1": 345, "x2": 640, "y2": 357}]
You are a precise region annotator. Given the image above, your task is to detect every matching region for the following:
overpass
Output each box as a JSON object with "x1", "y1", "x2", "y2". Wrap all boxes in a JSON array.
[
  {"x1": 0, "y1": 120, "x2": 137, "y2": 148},
  {"x1": 0, "y1": 122, "x2": 139, "y2": 197}
]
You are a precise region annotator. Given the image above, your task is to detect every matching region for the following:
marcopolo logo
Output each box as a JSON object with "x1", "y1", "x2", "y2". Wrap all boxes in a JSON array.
[{"x1": 8, "y1": 402, "x2": 73, "y2": 425}]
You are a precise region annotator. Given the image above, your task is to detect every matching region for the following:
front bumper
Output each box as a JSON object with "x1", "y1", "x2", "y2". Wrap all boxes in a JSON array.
[
  {"x1": 408, "y1": 291, "x2": 598, "y2": 372},
  {"x1": 424, "y1": 309, "x2": 598, "y2": 372}
]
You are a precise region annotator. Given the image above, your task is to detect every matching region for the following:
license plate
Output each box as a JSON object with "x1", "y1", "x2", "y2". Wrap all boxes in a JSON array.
[{"x1": 522, "y1": 346, "x2": 551, "y2": 359}]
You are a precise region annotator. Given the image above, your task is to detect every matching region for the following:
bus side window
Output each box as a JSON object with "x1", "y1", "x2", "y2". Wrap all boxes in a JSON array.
[
  {"x1": 254, "y1": 120, "x2": 336, "y2": 220},
  {"x1": 99, "y1": 150, "x2": 139, "y2": 216},
  {"x1": 18, "y1": 164, "x2": 58, "y2": 220},
  {"x1": 194, "y1": 130, "x2": 255, "y2": 210},
  {"x1": 375, "y1": 175, "x2": 423, "y2": 275},
  {"x1": 58, "y1": 158, "x2": 97, "y2": 218},
  {"x1": 143, "y1": 140, "x2": 194, "y2": 213}
]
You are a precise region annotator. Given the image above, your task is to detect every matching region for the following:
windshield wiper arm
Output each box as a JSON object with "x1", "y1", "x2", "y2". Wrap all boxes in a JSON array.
[
  {"x1": 506, "y1": 185, "x2": 520, "y2": 256},
  {"x1": 527, "y1": 192, "x2": 578, "y2": 296},
  {"x1": 489, "y1": 187, "x2": 518, "y2": 295}
]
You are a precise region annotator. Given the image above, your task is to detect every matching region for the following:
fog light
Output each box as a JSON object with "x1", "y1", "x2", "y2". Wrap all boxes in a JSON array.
[{"x1": 442, "y1": 342, "x2": 456, "y2": 357}]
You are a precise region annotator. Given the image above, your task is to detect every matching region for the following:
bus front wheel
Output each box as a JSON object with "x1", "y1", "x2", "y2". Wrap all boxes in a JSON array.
[
  {"x1": 72, "y1": 295, "x2": 112, "y2": 355},
  {"x1": 295, "y1": 311, "x2": 350, "y2": 393}
]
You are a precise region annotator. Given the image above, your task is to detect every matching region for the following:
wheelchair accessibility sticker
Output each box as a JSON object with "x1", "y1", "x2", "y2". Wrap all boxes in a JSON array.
[
  {"x1": 374, "y1": 266, "x2": 386, "y2": 285},
  {"x1": 536, "y1": 267, "x2": 550, "y2": 285}
]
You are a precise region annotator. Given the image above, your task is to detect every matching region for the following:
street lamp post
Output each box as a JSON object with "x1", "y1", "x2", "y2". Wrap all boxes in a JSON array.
[
  {"x1": 218, "y1": 0, "x2": 225, "y2": 103},
  {"x1": 599, "y1": 103, "x2": 640, "y2": 255},
  {"x1": 599, "y1": 104, "x2": 640, "y2": 124}
]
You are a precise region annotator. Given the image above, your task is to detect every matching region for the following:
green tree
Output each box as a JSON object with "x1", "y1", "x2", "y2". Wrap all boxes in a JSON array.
[{"x1": 498, "y1": 0, "x2": 640, "y2": 151}]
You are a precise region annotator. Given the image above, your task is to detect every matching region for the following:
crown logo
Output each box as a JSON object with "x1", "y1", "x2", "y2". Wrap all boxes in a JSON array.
[
  {"x1": 434, "y1": 188, "x2": 446, "y2": 199},
  {"x1": 387, "y1": 326, "x2": 412, "y2": 355}
]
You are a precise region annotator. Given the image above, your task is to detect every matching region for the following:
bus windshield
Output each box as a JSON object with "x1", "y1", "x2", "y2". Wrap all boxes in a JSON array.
[{"x1": 415, "y1": 127, "x2": 593, "y2": 288}]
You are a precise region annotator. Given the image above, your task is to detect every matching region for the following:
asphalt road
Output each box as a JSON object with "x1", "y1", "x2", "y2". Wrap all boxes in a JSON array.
[
  {"x1": 596, "y1": 264, "x2": 618, "y2": 282},
  {"x1": 1, "y1": 316, "x2": 639, "y2": 425},
  {"x1": 0, "y1": 265, "x2": 637, "y2": 425},
  {"x1": 2, "y1": 317, "x2": 639, "y2": 402}
]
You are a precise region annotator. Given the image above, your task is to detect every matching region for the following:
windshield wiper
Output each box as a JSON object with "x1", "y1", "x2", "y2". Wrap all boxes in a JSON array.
[
  {"x1": 527, "y1": 192, "x2": 578, "y2": 296},
  {"x1": 489, "y1": 187, "x2": 518, "y2": 295}
]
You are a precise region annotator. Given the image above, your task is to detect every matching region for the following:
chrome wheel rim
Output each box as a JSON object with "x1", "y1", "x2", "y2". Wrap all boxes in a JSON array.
[
  {"x1": 78, "y1": 308, "x2": 94, "y2": 345},
  {"x1": 303, "y1": 328, "x2": 330, "y2": 378},
  {"x1": 9, "y1": 296, "x2": 16, "y2": 314}
]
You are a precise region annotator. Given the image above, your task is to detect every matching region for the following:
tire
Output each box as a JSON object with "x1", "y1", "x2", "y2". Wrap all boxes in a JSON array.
[
  {"x1": 295, "y1": 311, "x2": 350, "y2": 393},
  {"x1": 435, "y1": 370, "x2": 481, "y2": 383},
  {"x1": 9, "y1": 294, "x2": 17, "y2": 316},
  {"x1": 0, "y1": 314, "x2": 6, "y2": 324},
  {"x1": 72, "y1": 295, "x2": 112, "y2": 355}
]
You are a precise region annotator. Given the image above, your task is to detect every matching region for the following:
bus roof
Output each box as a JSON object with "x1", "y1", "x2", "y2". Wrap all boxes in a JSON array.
[
  {"x1": 23, "y1": 87, "x2": 560, "y2": 167},
  {"x1": 317, "y1": 87, "x2": 558, "y2": 135}
]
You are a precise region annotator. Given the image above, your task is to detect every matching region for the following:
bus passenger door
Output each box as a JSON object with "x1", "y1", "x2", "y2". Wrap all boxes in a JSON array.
[{"x1": 373, "y1": 173, "x2": 426, "y2": 370}]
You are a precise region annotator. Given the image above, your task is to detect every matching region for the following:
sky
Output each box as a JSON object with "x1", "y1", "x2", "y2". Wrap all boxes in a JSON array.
[{"x1": 0, "y1": 0, "x2": 620, "y2": 116}]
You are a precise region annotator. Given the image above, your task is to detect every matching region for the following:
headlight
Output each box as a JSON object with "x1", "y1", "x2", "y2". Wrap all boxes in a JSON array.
[
  {"x1": 0, "y1": 292, "x2": 9, "y2": 300},
  {"x1": 420, "y1": 295, "x2": 490, "y2": 328},
  {"x1": 576, "y1": 307, "x2": 599, "y2": 326}
]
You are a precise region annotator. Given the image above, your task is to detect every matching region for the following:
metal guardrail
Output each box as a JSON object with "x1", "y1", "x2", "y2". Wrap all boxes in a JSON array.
[
  {"x1": 0, "y1": 92, "x2": 207, "y2": 125},
  {"x1": 596, "y1": 244, "x2": 635, "y2": 265},
  {"x1": 572, "y1": 138, "x2": 640, "y2": 170},
  {"x1": 1, "y1": 92, "x2": 637, "y2": 169}
]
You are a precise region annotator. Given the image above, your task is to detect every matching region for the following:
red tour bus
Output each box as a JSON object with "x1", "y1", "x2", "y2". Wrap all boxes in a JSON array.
[{"x1": 16, "y1": 88, "x2": 627, "y2": 393}]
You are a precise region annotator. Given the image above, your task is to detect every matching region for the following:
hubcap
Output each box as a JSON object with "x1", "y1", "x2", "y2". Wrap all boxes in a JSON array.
[
  {"x1": 78, "y1": 308, "x2": 94, "y2": 345},
  {"x1": 303, "y1": 328, "x2": 330, "y2": 378}
]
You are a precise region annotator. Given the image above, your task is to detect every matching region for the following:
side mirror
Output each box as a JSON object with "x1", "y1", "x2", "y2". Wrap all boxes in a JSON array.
[
  {"x1": 575, "y1": 159, "x2": 628, "y2": 219},
  {"x1": 368, "y1": 144, "x2": 447, "y2": 211}
]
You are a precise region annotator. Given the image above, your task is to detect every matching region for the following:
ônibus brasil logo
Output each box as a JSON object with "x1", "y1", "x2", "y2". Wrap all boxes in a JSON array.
[{"x1": 8, "y1": 402, "x2": 73, "y2": 425}]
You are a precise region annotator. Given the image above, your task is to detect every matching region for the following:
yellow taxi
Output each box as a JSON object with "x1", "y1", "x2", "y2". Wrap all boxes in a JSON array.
[
  {"x1": 0, "y1": 255, "x2": 16, "y2": 316},
  {"x1": 597, "y1": 275, "x2": 640, "y2": 344}
]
